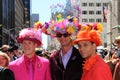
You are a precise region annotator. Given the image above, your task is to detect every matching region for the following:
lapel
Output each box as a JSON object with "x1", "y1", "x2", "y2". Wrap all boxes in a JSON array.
[
  {"x1": 66, "y1": 47, "x2": 78, "y2": 68},
  {"x1": 19, "y1": 56, "x2": 29, "y2": 80},
  {"x1": 56, "y1": 47, "x2": 79, "y2": 70},
  {"x1": 34, "y1": 56, "x2": 42, "y2": 80},
  {"x1": 55, "y1": 50, "x2": 65, "y2": 70}
]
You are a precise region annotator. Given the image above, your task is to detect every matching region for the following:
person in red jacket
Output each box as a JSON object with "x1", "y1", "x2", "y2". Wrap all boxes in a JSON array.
[{"x1": 74, "y1": 28, "x2": 112, "y2": 80}]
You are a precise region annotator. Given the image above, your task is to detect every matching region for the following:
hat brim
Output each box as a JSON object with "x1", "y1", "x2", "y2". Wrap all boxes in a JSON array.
[
  {"x1": 17, "y1": 38, "x2": 42, "y2": 46},
  {"x1": 74, "y1": 38, "x2": 100, "y2": 46},
  {"x1": 74, "y1": 38, "x2": 92, "y2": 44}
]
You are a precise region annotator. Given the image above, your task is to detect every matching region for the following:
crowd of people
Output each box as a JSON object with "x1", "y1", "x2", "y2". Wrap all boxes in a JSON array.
[{"x1": 0, "y1": 15, "x2": 120, "y2": 80}]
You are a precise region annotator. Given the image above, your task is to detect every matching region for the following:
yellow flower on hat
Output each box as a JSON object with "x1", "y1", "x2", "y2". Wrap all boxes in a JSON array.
[
  {"x1": 67, "y1": 26, "x2": 75, "y2": 34},
  {"x1": 97, "y1": 23, "x2": 103, "y2": 33}
]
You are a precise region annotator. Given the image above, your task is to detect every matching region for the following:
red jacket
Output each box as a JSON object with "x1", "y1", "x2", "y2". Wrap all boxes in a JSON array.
[{"x1": 81, "y1": 55, "x2": 112, "y2": 80}]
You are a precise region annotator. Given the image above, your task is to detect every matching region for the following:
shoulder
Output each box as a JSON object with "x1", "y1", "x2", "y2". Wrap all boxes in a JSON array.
[
  {"x1": 0, "y1": 66, "x2": 4, "y2": 73},
  {"x1": 9, "y1": 56, "x2": 24, "y2": 69},
  {"x1": 72, "y1": 47, "x2": 84, "y2": 59},
  {"x1": 49, "y1": 50, "x2": 60, "y2": 58},
  {"x1": 92, "y1": 56, "x2": 112, "y2": 75},
  {"x1": 89, "y1": 57, "x2": 112, "y2": 80},
  {"x1": 0, "y1": 67, "x2": 15, "y2": 80},
  {"x1": 9, "y1": 56, "x2": 23, "y2": 65},
  {"x1": 3, "y1": 68, "x2": 14, "y2": 74},
  {"x1": 72, "y1": 47, "x2": 80, "y2": 55},
  {"x1": 36, "y1": 56, "x2": 49, "y2": 64}
]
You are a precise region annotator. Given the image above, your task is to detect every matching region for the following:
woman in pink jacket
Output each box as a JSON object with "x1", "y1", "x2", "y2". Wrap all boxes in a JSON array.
[{"x1": 9, "y1": 28, "x2": 51, "y2": 80}]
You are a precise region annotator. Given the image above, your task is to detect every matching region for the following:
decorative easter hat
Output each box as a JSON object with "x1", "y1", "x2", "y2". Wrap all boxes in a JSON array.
[
  {"x1": 16, "y1": 28, "x2": 42, "y2": 46},
  {"x1": 39, "y1": 14, "x2": 80, "y2": 37},
  {"x1": 74, "y1": 23, "x2": 103, "y2": 46}
]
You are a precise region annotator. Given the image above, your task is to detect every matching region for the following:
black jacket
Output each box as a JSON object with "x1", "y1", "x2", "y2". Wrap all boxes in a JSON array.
[
  {"x1": 49, "y1": 47, "x2": 84, "y2": 80},
  {"x1": 0, "y1": 66, "x2": 15, "y2": 80}
]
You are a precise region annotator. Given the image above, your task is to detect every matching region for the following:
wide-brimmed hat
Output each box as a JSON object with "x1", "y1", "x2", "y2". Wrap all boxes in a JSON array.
[
  {"x1": 74, "y1": 30, "x2": 102, "y2": 46},
  {"x1": 114, "y1": 36, "x2": 120, "y2": 44},
  {"x1": 16, "y1": 28, "x2": 42, "y2": 46}
]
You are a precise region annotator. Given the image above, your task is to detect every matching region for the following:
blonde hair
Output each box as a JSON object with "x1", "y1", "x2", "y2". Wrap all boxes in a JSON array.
[{"x1": 0, "y1": 51, "x2": 10, "y2": 67}]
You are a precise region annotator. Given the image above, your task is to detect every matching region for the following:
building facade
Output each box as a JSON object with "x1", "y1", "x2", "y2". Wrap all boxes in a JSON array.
[
  {"x1": 0, "y1": 0, "x2": 31, "y2": 47},
  {"x1": 71, "y1": 0, "x2": 109, "y2": 48},
  {"x1": 31, "y1": 13, "x2": 39, "y2": 27},
  {"x1": 107, "y1": 0, "x2": 120, "y2": 49}
]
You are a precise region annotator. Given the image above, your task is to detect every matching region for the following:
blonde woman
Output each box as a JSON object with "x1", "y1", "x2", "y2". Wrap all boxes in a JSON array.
[{"x1": 0, "y1": 51, "x2": 15, "y2": 80}]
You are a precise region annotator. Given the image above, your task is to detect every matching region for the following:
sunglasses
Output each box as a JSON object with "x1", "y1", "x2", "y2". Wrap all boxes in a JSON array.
[
  {"x1": 56, "y1": 33, "x2": 70, "y2": 38},
  {"x1": 2, "y1": 50, "x2": 8, "y2": 53}
]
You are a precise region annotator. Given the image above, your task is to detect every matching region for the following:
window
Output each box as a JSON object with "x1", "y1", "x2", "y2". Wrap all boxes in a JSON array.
[
  {"x1": 89, "y1": 11, "x2": 94, "y2": 15},
  {"x1": 82, "y1": 3, "x2": 87, "y2": 6},
  {"x1": 89, "y1": 19, "x2": 94, "y2": 22},
  {"x1": 96, "y1": 11, "x2": 101, "y2": 14},
  {"x1": 103, "y1": 3, "x2": 108, "y2": 7},
  {"x1": 96, "y1": 3, "x2": 101, "y2": 7},
  {"x1": 89, "y1": 3, "x2": 94, "y2": 7},
  {"x1": 82, "y1": 19, "x2": 88, "y2": 22},
  {"x1": 82, "y1": 11, "x2": 87, "y2": 14},
  {"x1": 96, "y1": 19, "x2": 102, "y2": 22}
]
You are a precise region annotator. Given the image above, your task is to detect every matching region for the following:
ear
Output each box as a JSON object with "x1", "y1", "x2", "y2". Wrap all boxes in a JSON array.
[{"x1": 93, "y1": 43, "x2": 97, "y2": 50}]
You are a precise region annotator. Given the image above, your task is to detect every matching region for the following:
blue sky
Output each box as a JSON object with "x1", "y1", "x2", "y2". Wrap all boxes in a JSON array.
[{"x1": 32, "y1": 0, "x2": 66, "y2": 49}]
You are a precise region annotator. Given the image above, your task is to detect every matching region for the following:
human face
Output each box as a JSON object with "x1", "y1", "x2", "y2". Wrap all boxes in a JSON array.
[
  {"x1": 56, "y1": 32, "x2": 72, "y2": 47},
  {"x1": 22, "y1": 40, "x2": 37, "y2": 58},
  {"x1": 0, "y1": 56, "x2": 7, "y2": 67},
  {"x1": 77, "y1": 41, "x2": 96, "y2": 59}
]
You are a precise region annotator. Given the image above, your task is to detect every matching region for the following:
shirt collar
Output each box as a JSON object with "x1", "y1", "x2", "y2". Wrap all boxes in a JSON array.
[
  {"x1": 60, "y1": 47, "x2": 73, "y2": 57},
  {"x1": 24, "y1": 54, "x2": 36, "y2": 63}
]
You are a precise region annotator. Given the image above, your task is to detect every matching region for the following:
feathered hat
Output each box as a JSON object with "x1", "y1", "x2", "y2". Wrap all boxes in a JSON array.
[
  {"x1": 16, "y1": 28, "x2": 42, "y2": 46},
  {"x1": 74, "y1": 23, "x2": 103, "y2": 46}
]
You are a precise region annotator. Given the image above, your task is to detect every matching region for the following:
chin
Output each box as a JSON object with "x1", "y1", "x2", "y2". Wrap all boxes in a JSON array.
[{"x1": 81, "y1": 55, "x2": 88, "y2": 59}]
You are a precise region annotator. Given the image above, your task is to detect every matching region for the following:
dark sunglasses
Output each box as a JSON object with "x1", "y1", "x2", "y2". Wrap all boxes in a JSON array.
[
  {"x1": 56, "y1": 33, "x2": 70, "y2": 38},
  {"x1": 2, "y1": 50, "x2": 8, "y2": 53}
]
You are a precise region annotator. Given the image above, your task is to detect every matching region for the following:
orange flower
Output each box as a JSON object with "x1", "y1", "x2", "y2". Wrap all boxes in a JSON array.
[{"x1": 83, "y1": 54, "x2": 98, "y2": 72}]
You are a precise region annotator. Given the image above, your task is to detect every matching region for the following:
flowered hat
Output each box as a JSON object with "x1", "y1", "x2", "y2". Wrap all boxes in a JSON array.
[
  {"x1": 16, "y1": 28, "x2": 42, "y2": 46},
  {"x1": 74, "y1": 23, "x2": 103, "y2": 46},
  {"x1": 114, "y1": 36, "x2": 120, "y2": 44},
  {"x1": 39, "y1": 14, "x2": 80, "y2": 37}
]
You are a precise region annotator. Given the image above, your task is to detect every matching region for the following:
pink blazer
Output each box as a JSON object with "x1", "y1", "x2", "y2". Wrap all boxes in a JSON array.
[{"x1": 9, "y1": 55, "x2": 51, "y2": 80}]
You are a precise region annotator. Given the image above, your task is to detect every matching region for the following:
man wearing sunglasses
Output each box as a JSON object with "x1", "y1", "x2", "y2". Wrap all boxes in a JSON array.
[{"x1": 49, "y1": 17, "x2": 84, "y2": 80}]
